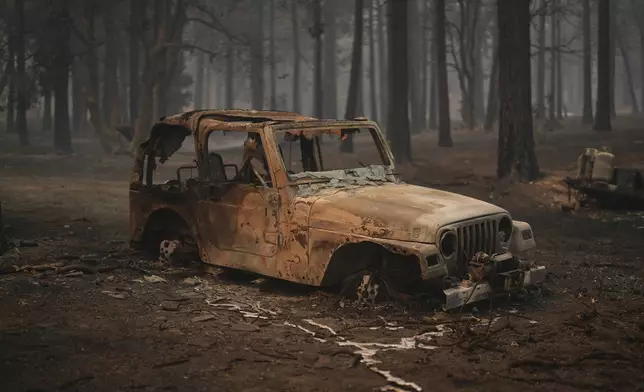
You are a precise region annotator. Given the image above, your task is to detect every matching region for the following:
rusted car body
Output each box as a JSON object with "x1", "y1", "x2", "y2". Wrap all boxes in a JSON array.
[{"x1": 129, "y1": 110, "x2": 545, "y2": 309}]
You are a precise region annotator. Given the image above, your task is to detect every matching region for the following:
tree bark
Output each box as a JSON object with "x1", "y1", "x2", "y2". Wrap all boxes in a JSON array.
[
  {"x1": 368, "y1": 0, "x2": 379, "y2": 123},
  {"x1": 323, "y1": 0, "x2": 338, "y2": 118},
  {"x1": 42, "y1": 84, "x2": 52, "y2": 131},
  {"x1": 428, "y1": 0, "x2": 437, "y2": 130},
  {"x1": 53, "y1": 1, "x2": 72, "y2": 153},
  {"x1": 609, "y1": 0, "x2": 616, "y2": 118},
  {"x1": 251, "y1": 2, "x2": 265, "y2": 109},
  {"x1": 594, "y1": 0, "x2": 611, "y2": 131},
  {"x1": 582, "y1": 0, "x2": 593, "y2": 124},
  {"x1": 497, "y1": 0, "x2": 539, "y2": 181},
  {"x1": 387, "y1": 0, "x2": 412, "y2": 161},
  {"x1": 342, "y1": 0, "x2": 365, "y2": 153},
  {"x1": 5, "y1": 37, "x2": 15, "y2": 134},
  {"x1": 194, "y1": 51, "x2": 204, "y2": 109},
  {"x1": 15, "y1": 0, "x2": 29, "y2": 147},
  {"x1": 377, "y1": 0, "x2": 387, "y2": 127},
  {"x1": 270, "y1": 0, "x2": 278, "y2": 109},
  {"x1": 548, "y1": 0, "x2": 556, "y2": 123},
  {"x1": 408, "y1": 0, "x2": 422, "y2": 133},
  {"x1": 312, "y1": 0, "x2": 323, "y2": 118},
  {"x1": 555, "y1": 4, "x2": 563, "y2": 119},
  {"x1": 103, "y1": 5, "x2": 119, "y2": 128},
  {"x1": 436, "y1": 0, "x2": 451, "y2": 147},
  {"x1": 226, "y1": 42, "x2": 234, "y2": 108},
  {"x1": 484, "y1": 36, "x2": 499, "y2": 132},
  {"x1": 291, "y1": 0, "x2": 301, "y2": 113},
  {"x1": 616, "y1": 25, "x2": 639, "y2": 114},
  {"x1": 129, "y1": 0, "x2": 141, "y2": 124},
  {"x1": 536, "y1": 0, "x2": 546, "y2": 120}
]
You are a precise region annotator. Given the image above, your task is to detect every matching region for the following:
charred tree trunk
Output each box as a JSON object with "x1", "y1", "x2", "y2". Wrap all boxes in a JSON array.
[
  {"x1": 368, "y1": 0, "x2": 379, "y2": 123},
  {"x1": 594, "y1": 0, "x2": 611, "y2": 131},
  {"x1": 428, "y1": 0, "x2": 437, "y2": 130},
  {"x1": 420, "y1": 0, "x2": 429, "y2": 130},
  {"x1": 53, "y1": 1, "x2": 72, "y2": 153},
  {"x1": 342, "y1": 0, "x2": 365, "y2": 153},
  {"x1": 555, "y1": 5, "x2": 563, "y2": 119},
  {"x1": 323, "y1": 0, "x2": 338, "y2": 118},
  {"x1": 291, "y1": 0, "x2": 301, "y2": 113},
  {"x1": 203, "y1": 63, "x2": 210, "y2": 108},
  {"x1": 536, "y1": 0, "x2": 546, "y2": 120},
  {"x1": 103, "y1": 5, "x2": 119, "y2": 128},
  {"x1": 270, "y1": 0, "x2": 278, "y2": 109},
  {"x1": 42, "y1": 82, "x2": 52, "y2": 131},
  {"x1": 194, "y1": 51, "x2": 204, "y2": 109},
  {"x1": 436, "y1": 0, "x2": 451, "y2": 147},
  {"x1": 387, "y1": 0, "x2": 412, "y2": 161},
  {"x1": 312, "y1": 0, "x2": 323, "y2": 118},
  {"x1": 251, "y1": 2, "x2": 265, "y2": 109},
  {"x1": 129, "y1": 0, "x2": 141, "y2": 123},
  {"x1": 70, "y1": 28, "x2": 87, "y2": 134},
  {"x1": 484, "y1": 40, "x2": 499, "y2": 132},
  {"x1": 377, "y1": 0, "x2": 387, "y2": 128},
  {"x1": 497, "y1": 0, "x2": 539, "y2": 181},
  {"x1": 15, "y1": 0, "x2": 29, "y2": 147},
  {"x1": 616, "y1": 25, "x2": 639, "y2": 114},
  {"x1": 5, "y1": 38, "x2": 15, "y2": 134},
  {"x1": 226, "y1": 43, "x2": 234, "y2": 108},
  {"x1": 609, "y1": 0, "x2": 616, "y2": 118},
  {"x1": 548, "y1": 0, "x2": 556, "y2": 123},
  {"x1": 582, "y1": 0, "x2": 593, "y2": 124},
  {"x1": 408, "y1": 0, "x2": 422, "y2": 133}
]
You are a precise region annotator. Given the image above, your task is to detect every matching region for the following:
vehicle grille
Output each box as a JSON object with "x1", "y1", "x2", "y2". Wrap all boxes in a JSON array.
[{"x1": 456, "y1": 219, "x2": 498, "y2": 275}]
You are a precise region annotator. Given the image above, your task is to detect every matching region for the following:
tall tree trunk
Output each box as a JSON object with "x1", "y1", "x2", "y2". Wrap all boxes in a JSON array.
[
  {"x1": 484, "y1": 37, "x2": 499, "y2": 132},
  {"x1": 251, "y1": 2, "x2": 265, "y2": 109},
  {"x1": 582, "y1": 0, "x2": 593, "y2": 124},
  {"x1": 42, "y1": 84, "x2": 52, "y2": 131},
  {"x1": 436, "y1": 0, "x2": 451, "y2": 147},
  {"x1": 70, "y1": 29, "x2": 87, "y2": 134},
  {"x1": 616, "y1": 25, "x2": 639, "y2": 114},
  {"x1": 5, "y1": 38, "x2": 15, "y2": 134},
  {"x1": 291, "y1": 0, "x2": 301, "y2": 113},
  {"x1": 129, "y1": 0, "x2": 141, "y2": 124},
  {"x1": 323, "y1": 0, "x2": 338, "y2": 118},
  {"x1": 226, "y1": 43, "x2": 234, "y2": 107},
  {"x1": 15, "y1": 0, "x2": 29, "y2": 147},
  {"x1": 194, "y1": 51, "x2": 204, "y2": 109},
  {"x1": 377, "y1": 0, "x2": 387, "y2": 128},
  {"x1": 428, "y1": 0, "x2": 437, "y2": 130},
  {"x1": 555, "y1": 5, "x2": 563, "y2": 119},
  {"x1": 342, "y1": 0, "x2": 365, "y2": 153},
  {"x1": 103, "y1": 5, "x2": 119, "y2": 128},
  {"x1": 387, "y1": 0, "x2": 411, "y2": 161},
  {"x1": 269, "y1": 0, "x2": 278, "y2": 109},
  {"x1": 368, "y1": 0, "x2": 379, "y2": 123},
  {"x1": 609, "y1": 0, "x2": 616, "y2": 118},
  {"x1": 497, "y1": 0, "x2": 539, "y2": 181},
  {"x1": 53, "y1": 1, "x2": 72, "y2": 153},
  {"x1": 203, "y1": 63, "x2": 210, "y2": 108},
  {"x1": 312, "y1": 0, "x2": 323, "y2": 118},
  {"x1": 81, "y1": 2, "x2": 113, "y2": 153},
  {"x1": 594, "y1": 0, "x2": 612, "y2": 131},
  {"x1": 420, "y1": 0, "x2": 429, "y2": 130},
  {"x1": 548, "y1": 0, "x2": 556, "y2": 123},
  {"x1": 536, "y1": 0, "x2": 546, "y2": 120},
  {"x1": 408, "y1": 0, "x2": 422, "y2": 133}
]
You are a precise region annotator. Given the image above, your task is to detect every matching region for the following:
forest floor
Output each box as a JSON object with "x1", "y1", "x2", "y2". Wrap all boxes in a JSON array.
[{"x1": 1, "y1": 118, "x2": 644, "y2": 392}]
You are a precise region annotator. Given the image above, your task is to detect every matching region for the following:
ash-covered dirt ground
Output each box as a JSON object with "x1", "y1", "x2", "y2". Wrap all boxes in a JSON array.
[{"x1": 1, "y1": 119, "x2": 644, "y2": 392}]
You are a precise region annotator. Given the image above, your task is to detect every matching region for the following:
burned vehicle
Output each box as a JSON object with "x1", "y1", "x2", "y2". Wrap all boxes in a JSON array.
[{"x1": 129, "y1": 110, "x2": 545, "y2": 309}]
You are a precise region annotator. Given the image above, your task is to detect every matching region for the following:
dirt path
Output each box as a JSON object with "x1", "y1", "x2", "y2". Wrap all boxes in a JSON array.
[{"x1": 1, "y1": 123, "x2": 644, "y2": 391}]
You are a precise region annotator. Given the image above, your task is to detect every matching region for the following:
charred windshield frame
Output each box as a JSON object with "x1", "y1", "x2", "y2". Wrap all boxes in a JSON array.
[{"x1": 269, "y1": 122, "x2": 395, "y2": 183}]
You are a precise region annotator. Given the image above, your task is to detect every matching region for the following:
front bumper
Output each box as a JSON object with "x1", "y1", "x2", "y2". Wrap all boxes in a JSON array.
[{"x1": 443, "y1": 263, "x2": 547, "y2": 310}]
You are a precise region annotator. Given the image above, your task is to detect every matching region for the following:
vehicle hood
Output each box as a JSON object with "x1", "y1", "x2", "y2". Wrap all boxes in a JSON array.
[{"x1": 306, "y1": 183, "x2": 507, "y2": 243}]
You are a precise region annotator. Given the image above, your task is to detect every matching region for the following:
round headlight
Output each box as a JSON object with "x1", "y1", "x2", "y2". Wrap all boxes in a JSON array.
[
  {"x1": 440, "y1": 231, "x2": 457, "y2": 259},
  {"x1": 498, "y1": 217, "x2": 513, "y2": 244}
]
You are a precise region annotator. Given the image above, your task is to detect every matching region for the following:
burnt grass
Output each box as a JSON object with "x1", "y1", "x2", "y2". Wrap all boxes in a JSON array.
[{"x1": 1, "y1": 120, "x2": 644, "y2": 392}]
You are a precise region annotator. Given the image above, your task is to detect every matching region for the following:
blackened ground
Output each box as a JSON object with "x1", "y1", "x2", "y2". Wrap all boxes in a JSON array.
[{"x1": 1, "y1": 118, "x2": 644, "y2": 392}]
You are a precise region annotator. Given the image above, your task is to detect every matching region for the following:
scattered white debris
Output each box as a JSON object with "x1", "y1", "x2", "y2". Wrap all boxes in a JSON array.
[
  {"x1": 371, "y1": 367, "x2": 422, "y2": 392},
  {"x1": 144, "y1": 275, "x2": 166, "y2": 283},
  {"x1": 304, "y1": 319, "x2": 338, "y2": 335}
]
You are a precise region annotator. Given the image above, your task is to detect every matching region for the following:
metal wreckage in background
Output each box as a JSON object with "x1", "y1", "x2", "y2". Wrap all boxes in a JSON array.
[
  {"x1": 564, "y1": 147, "x2": 644, "y2": 210},
  {"x1": 127, "y1": 110, "x2": 546, "y2": 310}
]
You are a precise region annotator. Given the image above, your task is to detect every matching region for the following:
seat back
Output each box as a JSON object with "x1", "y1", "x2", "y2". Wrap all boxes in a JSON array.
[{"x1": 208, "y1": 153, "x2": 227, "y2": 182}]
